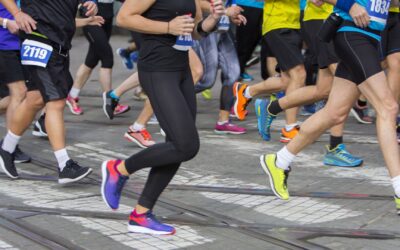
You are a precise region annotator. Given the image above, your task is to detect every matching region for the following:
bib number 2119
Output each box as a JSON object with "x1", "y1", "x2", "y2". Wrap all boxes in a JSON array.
[{"x1": 21, "y1": 39, "x2": 53, "y2": 68}]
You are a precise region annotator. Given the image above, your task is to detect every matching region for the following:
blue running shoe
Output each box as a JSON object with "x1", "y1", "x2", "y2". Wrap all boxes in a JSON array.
[
  {"x1": 116, "y1": 48, "x2": 133, "y2": 70},
  {"x1": 101, "y1": 159, "x2": 129, "y2": 210},
  {"x1": 256, "y1": 97, "x2": 277, "y2": 141},
  {"x1": 128, "y1": 210, "x2": 176, "y2": 235},
  {"x1": 130, "y1": 51, "x2": 139, "y2": 63},
  {"x1": 255, "y1": 98, "x2": 268, "y2": 138},
  {"x1": 240, "y1": 72, "x2": 254, "y2": 82},
  {"x1": 323, "y1": 144, "x2": 363, "y2": 167}
]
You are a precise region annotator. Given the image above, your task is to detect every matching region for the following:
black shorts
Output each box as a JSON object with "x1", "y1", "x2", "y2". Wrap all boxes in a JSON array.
[
  {"x1": 0, "y1": 50, "x2": 25, "y2": 85},
  {"x1": 0, "y1": 85, "x2": 9, "y2": 98},
  {"x1": 380, "y1": 12, "x2": 400, "y2": 59},
  {"x1": 303, "y1": 20, "x2": 338, "y2": 69},
  {"x1": 130, "y1": 31, "x2": 143, "y2": 50},
  {"x1": 334, "y1": 32, "x2": 382, "y2": 85},
  {"x1": 264, "y1": 28, "x2": 303, "y2": 71},
  {"x1": 24, "y1": 49, "x2": 73, "y2": 103}
]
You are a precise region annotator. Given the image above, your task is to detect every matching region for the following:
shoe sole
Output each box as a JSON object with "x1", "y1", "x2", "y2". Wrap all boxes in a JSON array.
[
  {"x1": 14, "y1": 159, "x2": 31, "y2": 164},
  {"x1": 58, "y1": 168, "x2": 92, "y2": 184},
  {"x1": 259, "y1": 155, "x2": 287, "y2": 200},
  {"x1": 32, "y1": 130, "x2": 48, "y2": 138},
  {"x1": 127, "y1": 225, "x2": 175, "y2": 235},
  {"x1": 350, "y1": 109, "x2": 373, "y2": 124},
  {"x1": 214, "y1": 130, "x2": 246, "y2": 135},
  {"x1": 114, "y1": 107, "x2": 131, "y2": 116},
  {"x1": 124, "y1": 133, "x2": 150, "y2": 149},
  {"x1": 280, "y1": 137, "x2": 291, "y2": 143},
  {"x1": 102, "y1": 92, "x2": 112, "y2": 120},
  {"x1": 324, "y1": 161, "x2": 363, "y2": 168},
  {"x1": 66, "y1": 101, "x2": 83, "y2": 115},
  {"x1": 0, "y1": 154, "x2": 18, "y2": 179},
  {"x1": 101, "y1": 161, "x2": 116, "y2": 210}
]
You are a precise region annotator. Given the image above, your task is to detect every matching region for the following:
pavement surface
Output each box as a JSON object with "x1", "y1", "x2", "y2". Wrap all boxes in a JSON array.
[{"x1": 0, "y1": 34, "x2": 399, "y2": 250}]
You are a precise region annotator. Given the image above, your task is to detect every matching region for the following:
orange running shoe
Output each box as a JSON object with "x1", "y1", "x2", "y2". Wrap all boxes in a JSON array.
[
  {"x1": 280, "y1": 126, "x2": 300, "y2": 143},
  {"x1": 233, "y1": 82, "x2": 251, "y2": 120}
]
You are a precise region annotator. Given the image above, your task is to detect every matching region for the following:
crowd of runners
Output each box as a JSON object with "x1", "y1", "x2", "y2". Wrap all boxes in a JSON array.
[{"x1": 1, "y1": 0, "x2": 400, "y2": 236}]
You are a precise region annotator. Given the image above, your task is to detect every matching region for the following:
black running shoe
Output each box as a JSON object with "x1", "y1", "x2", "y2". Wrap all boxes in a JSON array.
[
  {"x1": 14, "y1": 146, "x2": 31, "y2": 163},
  {"x1": 58, "y1": 159, "x2": 92, "y2": 184},
  {"x1": 32, "y1": 114, "x2": 48, "y2": 138},
  {"x1": 0, "y1": 147, "x2": 18, "y2": 179},
  {"x1": 103, "y1": 91, "x2": 119, "y2": 120}
]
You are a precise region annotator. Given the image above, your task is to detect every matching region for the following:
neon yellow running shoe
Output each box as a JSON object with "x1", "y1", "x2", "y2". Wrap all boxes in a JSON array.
[
  {"x1": 201, "y1": 89, "x2": 212, "y2": 100},
  {"x1": 395, "y1": 196, "x2": 400, "y2": 215},
  {"x1": 259, "y1": 154, "x2": 290, "y2": 200}
]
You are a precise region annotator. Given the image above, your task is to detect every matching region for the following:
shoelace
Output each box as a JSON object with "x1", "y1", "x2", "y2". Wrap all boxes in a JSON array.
[
  {"x1": 335, "y1": 148, "x2": 356, "y2": 162},
  {"x1": 140, "y1": 129, "x2": 152, "y2": 140}
]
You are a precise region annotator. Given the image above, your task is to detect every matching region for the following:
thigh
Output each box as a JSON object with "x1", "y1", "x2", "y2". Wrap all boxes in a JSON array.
[
  {"x1": 139, "y1": 71, "x2": 198, "y2": 143},
  {"x1": 265, "y1": 29, "x2": 304, "y2": 72}
]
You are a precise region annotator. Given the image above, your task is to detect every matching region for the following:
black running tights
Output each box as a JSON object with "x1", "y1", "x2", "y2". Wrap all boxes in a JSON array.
[{"x1": 125, "y1": 69, "x2": 200, "y2": 209}]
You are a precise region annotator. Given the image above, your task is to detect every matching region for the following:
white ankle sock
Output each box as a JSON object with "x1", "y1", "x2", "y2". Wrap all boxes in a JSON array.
[
  {"x1": 2, "y1": 130, "x2": 21, "y2": 154},
  {"x1": 244, "y1": 87, "x2": 252, "y2": 99},
  {"x1": 69, "y1": 87, "x2": 80, "y2": 99},
  {"x1": 285, "y1": 123, "x2": 299, "y2": 131},
  {"x1": 276, "y1": 147, "x2": 295, "y2": 170},
  {"x1": 392, "y1": 175, "x2": 400, "y2": 197},
  {"x1": 54, "y1": 148, "x2": 70, "y2": 171},
  {"x1": 132, "y1": 122, "x2": 145, "y2": 132},
  {"x1": 217, "y1": 120, "x2": 229, "y2": 125}
]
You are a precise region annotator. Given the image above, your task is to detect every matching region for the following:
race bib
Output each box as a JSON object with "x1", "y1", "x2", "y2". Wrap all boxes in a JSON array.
[
  {"x1": 367, "y1": 0, "x2": 390, "y2": 25},
  {"x1": 172, "y1": 35, "x2": 193, "y2": 51},
  {"x1": 21, "y1": 39, "x2": 53, "y2": 68}
]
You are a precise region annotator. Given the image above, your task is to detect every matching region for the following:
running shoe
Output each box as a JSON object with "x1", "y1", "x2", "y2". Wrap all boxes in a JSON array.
[
  {"x1": 32, "y1": 114, "x2": 48, "y2": 138},
  {"x1": 240, "y1": 72, "x2": 254, "y2": 82},
  {"x1": 256, "y1": 98, "x2": 277, "y2": 141},
  {"x1": 229, "y1": 107, "x2": 248, "y2": 119},
  {"x1": 66, "y1": 95, "x2": 83, "y2": 115},
  {"x1": 214, "y1": 122, "x2": 247, "y2": 135},
  {"x1": 148, "y1": 115, "x2": 159, "y2": 125},
  {"x1": 58, "y1": 160, "x2": 92, "y2": 184},
  {"x1": 114, "y1": 104, "x2": 130, "y2": 116},
  {"x1": 395, "y1": 196, "x2": 400, "y2": 215},
  {"x1": 128, "y1": 210, "x2": 176, "y2": 235},
  {"x1": 116, "y1": 48, "x2": 134, "y2": 70},
  {"x1": 130, "y1": 51, "x2": 139, "y2": 63},
  {"x1": 0, "y1": 146, "x2": 17, "y2": 179},
  {"x1": 103, "y1": 91, "x2": 119, "y2": 120},
  {"x1": 133, "y1": 89, "x2": 148, "y2": 101},
  {"x1": 323, "y1": 144, "x2": 363, "y2": 167},
  {"x1": 351, "y1": 103, "x2": 373, "y2": 124},
  {"x1": 280, "y1": 126, "x2": 300, "y2": 143},
  {"x1": 300, "y1": 104, "x2": 315, "y2": 116},
  {"x1": 259, "y1": 154, "x2": 290, "y2": 200},
  {"x1": 101, "y1": 159, "x2": 129, "y2": 210},
  {"x1": 124, "y1": 127, "x2": 156, "y2": 149},
  {"x1": 14, "y1": 146, "x2": 31, "y2": 164},
  {"x1": 201, "y1": 89, "x2": 212, "y2": 100},
  {"x1": 233, "y1": 82, "x2": 251, "y2": 120}
]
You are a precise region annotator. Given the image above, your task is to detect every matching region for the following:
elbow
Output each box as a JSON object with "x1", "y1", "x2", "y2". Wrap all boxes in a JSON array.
[{"x1": 115, "y1": 14, "x2": 124, "y2": 28}]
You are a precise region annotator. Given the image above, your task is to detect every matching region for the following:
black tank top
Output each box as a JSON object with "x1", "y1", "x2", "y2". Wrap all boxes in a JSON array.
[{"x1": 138, "y1": 0, "x2": 196, "y2": 72}]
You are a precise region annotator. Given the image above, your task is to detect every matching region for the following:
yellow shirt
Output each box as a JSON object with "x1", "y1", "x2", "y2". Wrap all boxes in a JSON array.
[
  {"x1": 262, "y1": 0, "x2": 301, "y2": 35},
  {"x1": 303, "y1": 1, "x2": 333, "y2": 21},
  {"x1": 389, "y1": 6, "x2": 400, "y2": 13}
]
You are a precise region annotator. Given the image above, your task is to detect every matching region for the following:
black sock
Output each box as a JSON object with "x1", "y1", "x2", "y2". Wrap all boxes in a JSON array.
[
  {"x1": 330, "y1": 136, "x2": 343, "y2": 150},
  {"x1": 357, "y1": 99, "x2": 367, "y2": 107},
  {"x1": 267, "y1": 100, "x2": 283, "y2": 116}
]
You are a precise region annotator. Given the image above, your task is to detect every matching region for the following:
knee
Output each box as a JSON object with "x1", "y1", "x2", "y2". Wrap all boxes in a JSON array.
[
  {"x1": 177, "y1": 135, "x2": 200, "y2": 162},
  {"x1": 9, "y1": 84, "x2": 27, "y2": 102},
  {"x1": 377, "y1": 99, "x2": 399, "y2": 121},
  {"x1": 289, "y1": 65, "x2": 306, "y2": 87},
  {"x1": 326, "y1": 107, "x2": 348, "y2": 125},
  {"x1": 387, "y1": 55, "x2": 400, "y2": 73},
  {"x1": 26, "y1": 94, "x2": 44, "y2": 111},
  {"x1": 46, "y1": 99, "x2": 66, "y2": 111}
]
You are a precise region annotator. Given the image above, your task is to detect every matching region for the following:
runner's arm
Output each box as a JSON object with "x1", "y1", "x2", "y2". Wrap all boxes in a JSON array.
[{"x1": 0, "y1": 0, "x2": 36, "y2": 33}]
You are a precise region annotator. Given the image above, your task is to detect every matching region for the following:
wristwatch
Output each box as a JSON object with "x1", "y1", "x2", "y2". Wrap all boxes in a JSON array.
[{"x1": 2, "y1": 18, "x2": 8, "y2": 29}]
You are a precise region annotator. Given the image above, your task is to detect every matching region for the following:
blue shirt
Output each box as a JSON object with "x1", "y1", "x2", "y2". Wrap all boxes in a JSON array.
[
  {"x1": 0, "y1": 1, "x2": 20, "y2": 51},
  {"x1": 236, "y1": 0, "x2": 264, "y2": 9},
  {"x1": 335, "y1": 0, "x2": 390, "y2": 40}
]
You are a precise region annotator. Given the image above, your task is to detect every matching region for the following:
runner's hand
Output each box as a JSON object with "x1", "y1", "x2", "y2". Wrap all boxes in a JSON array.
[
  {"x1": 231, "y1": 14, "x2": 247, "y2": 26},
  {"x1": 87, "y1": 16, "x2": 105, "y2": 26},
  {"x1": 14, "y1": 11, "x2": 36, "y2": 34},
  {"x1": 210, "y1": 0, "x2": 225, "y2": 19},
  {"x1": 350, "y1": 3, "x2": 370, "y2": 28},
  {"x1": 310, "y1": 0, "x2": 324, "y2": 7},
  {"x1": 226, "y1": 5, "x2": 243, "y2": 18},
  {"x1": 168, "y1": 15, "x2": 195, "y2": 36},
  {"x1": 6, "y1": 20, "x2": 19, "y2": 34},
  {"x1": 83, "y1": 1, "x2": 98, "y2": 17}
]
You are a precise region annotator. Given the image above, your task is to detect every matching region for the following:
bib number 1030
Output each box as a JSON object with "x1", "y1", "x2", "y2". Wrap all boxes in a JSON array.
[{"x1": 21, "y1": 39, "x2": 53, "y2": 68}]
